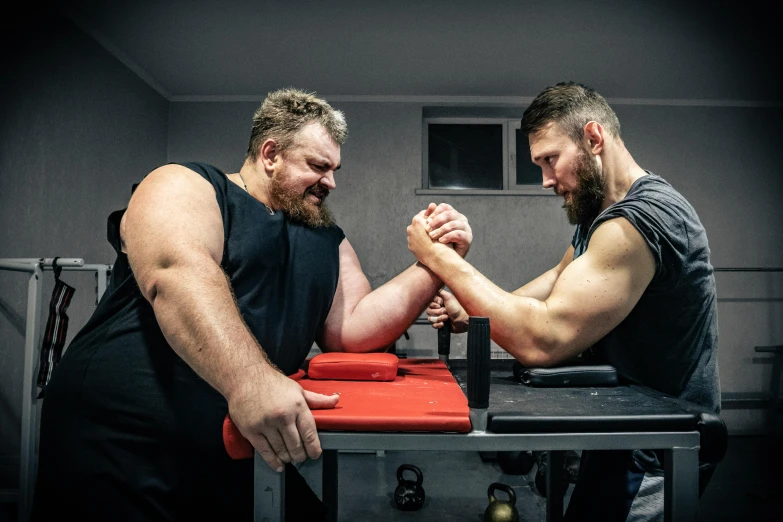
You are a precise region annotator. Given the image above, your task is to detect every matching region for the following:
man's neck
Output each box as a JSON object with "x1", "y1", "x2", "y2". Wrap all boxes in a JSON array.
[
  {"x1": 238, "y1": 161, "x2": 275, "y2": 209},
  {"x1": 600, "y1": 144, "x2": 647, "y2": 211}
]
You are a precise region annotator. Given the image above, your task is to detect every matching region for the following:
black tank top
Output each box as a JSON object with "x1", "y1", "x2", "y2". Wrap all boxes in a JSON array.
[
  {"x1": 81, "y1": 161, "x2": 344, "y2": 375},
  {"x1": 35, "y1": 162, "x2": 344, "y2": 519}
]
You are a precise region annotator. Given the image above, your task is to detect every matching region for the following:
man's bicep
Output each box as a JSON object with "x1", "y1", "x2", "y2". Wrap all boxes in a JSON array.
[
  {"x1": 543, "y1": 218, "x2": 655, "y2": 352},
  {"x1": 318, "y1": 239, "x2": 372, "y2": 351},
  {"x1": 122, "y1": 165, "x2": 225, "y2": 298}
]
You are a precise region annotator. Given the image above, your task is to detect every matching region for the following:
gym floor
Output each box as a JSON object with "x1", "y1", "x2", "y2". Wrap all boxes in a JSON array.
[
  {"x1": 297, "y1": 434, "x2": 783, "y2": 522},
  {"x1": 0, "y1": 435, "x2": 780, "y2": 521}
]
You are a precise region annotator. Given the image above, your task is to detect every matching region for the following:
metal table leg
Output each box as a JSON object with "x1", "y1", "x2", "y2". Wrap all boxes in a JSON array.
[
  {"x1": 323, "y1": 450, "x2": 338, "y2": 522},
  {"x1": 664, "y1": 445, "x2": 699, "y2": 521},
  {"x1": 546, "y1": 450, "x2": 565, "y2": 522},
  {"x1": 254, "y1": 453, "x2": 285, "y2": 522}
]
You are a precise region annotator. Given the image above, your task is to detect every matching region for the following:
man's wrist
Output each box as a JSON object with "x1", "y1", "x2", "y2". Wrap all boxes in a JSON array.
[{"x1": 223, "y1": 359, "x2": 280, "y2": 402}]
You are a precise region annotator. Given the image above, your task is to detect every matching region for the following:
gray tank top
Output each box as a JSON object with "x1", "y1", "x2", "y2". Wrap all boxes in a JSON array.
[{"x1": 572, "y1": 172, "x2": 720, "y2": 412}]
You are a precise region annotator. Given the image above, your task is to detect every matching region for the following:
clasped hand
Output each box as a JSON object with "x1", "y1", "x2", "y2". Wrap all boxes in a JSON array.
[{"x1": 407, "y1": 203, "x2": 472, "y2": 265}]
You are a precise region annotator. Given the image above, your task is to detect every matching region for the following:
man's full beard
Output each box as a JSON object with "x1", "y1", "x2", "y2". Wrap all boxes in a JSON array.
[
  {"x1": 565, "y1": 149, "x2": 605, "y2": 226},
  {"x1": 268, "y1": 169, "x2": 336, "y2": 228}
]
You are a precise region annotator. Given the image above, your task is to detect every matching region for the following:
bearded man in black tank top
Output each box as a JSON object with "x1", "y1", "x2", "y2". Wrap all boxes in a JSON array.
[{"x1": 32, "y1": 88, "x2": 473, "y2": 521}]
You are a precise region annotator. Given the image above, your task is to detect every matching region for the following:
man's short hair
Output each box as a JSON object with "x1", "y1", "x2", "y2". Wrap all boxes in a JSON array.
[
  {"x1": 246, "y1": 88, "x2": 347, "y2": 161},
  {"x1": 521, "y1": 82, "x2": 621, "y2": 144}
]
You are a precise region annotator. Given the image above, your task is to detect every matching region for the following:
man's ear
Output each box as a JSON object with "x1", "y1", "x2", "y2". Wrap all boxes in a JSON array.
[
  {"x1": 259, "y1": 139, "x2": 279, "y2": 173},
  {"x1": 583, "y1": 121, "x2": 604, "y2": 155}
]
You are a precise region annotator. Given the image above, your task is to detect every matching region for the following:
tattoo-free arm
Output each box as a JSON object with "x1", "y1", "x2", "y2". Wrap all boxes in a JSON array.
[
  {"x1": 414, "y1": 217, "x2": 655, "y2": 366},
  {"x1": 122, "y1": 164, "x2": 338, "y2": 471}
]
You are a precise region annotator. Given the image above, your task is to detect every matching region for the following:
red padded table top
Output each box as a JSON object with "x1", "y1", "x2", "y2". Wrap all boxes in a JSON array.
[{"x1": 224, "y1": 358, "x2": 471, "y2": 459}]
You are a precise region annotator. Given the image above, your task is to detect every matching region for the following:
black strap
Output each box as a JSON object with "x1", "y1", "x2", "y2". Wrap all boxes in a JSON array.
[
  {"x1": 52, "y1": 256, "x2": 62, "y2": 281},
  {"x1": 36, "y1": 273, "x2": 76, "y2": 396}
]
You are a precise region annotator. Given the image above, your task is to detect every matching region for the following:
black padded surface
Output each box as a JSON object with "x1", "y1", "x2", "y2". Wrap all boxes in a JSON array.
[{"x1": 449, "y1": 361, "x2": 700, "y2": 434}]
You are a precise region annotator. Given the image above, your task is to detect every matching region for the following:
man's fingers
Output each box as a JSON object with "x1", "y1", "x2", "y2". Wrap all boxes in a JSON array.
[
  {"x1": 303, "y1": 389, "x2": 340, "y2": 410},
  {"x1": 428, "y1": 296, "x2": 444, "y2": 308},
  {"x1": 295, "y1": 411, "x2": 323, "y2": 460},
  {"x1": 279, "y1": 422, "x2": 307, "y2": 463},
  {"x1": 423, "y1": 202, "x2": 438, "y2": 218},
  {"x1": 429, "y1": 209, "x2": 466, "y2": 232},
  {"x1": 263, "y1": 429, "x2": 292, "y2": 465},
  {"x1": 429, "y1": 203, "x2": 454, "y2": 221},
  {"x1": 250, "y1": 433, "x2": 284, "y2": 472},
  {"x1": 427, "y1": 211, "x2": 456, "y2": 232},
  {"x1": 440, "y1": 290, "x2": 455, "y2": 303},
  {"x1": 438, "y1": 230, "x2": 468, "y2": 245}
]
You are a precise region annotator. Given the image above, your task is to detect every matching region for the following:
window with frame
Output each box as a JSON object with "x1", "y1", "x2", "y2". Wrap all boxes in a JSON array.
[{"x1": 419, "y1": 117, "x2": 549, "y2": 195}]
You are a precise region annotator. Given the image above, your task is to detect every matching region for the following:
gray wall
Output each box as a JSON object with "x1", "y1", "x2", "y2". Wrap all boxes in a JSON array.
[{"x1": 0, "y1": 12, "x2": 169, "y2": 485}]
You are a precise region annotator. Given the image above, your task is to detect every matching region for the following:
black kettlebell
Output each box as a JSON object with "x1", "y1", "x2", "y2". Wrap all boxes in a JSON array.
[
  {"x1": 394, "y1": 464, "x2": 425, "y2": 511},
  {"x1": 497, "y1": 450, "x2": 535, "y2": 475},
  {"x1": 484, "y1": 483, "x2": 519, "y2": 522}
]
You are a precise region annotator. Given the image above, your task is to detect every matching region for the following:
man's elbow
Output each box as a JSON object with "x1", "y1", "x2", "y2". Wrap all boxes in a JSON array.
[
  {"x1": 503, "y1": 332, "x2": 564, "y2": 368},
  {"x1": 509, "y1": 345, "x2": 557, "y2": 368}
]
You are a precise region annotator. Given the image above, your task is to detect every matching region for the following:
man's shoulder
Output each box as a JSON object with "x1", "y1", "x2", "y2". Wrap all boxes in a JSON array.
[{"x1": 170, "y1": 161, "x2": 226, "y2": 177}]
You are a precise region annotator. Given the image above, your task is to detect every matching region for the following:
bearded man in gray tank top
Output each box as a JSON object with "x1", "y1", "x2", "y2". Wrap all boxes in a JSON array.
[{"x1": 409, "y1": 82, "x2": 720, "y2": 522}]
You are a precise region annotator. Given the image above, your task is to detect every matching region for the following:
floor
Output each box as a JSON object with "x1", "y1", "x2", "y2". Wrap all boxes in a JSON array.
[
  {"x1": 296, "y1": 434, "x2": 783, "y2": 522},
  {"x1": 1, "y1": 435, "x2": 780, "y2": 521}
]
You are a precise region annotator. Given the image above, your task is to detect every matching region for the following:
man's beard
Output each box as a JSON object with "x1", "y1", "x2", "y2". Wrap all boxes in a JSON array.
[
  {"x1": 268, "y1": 168, "x2": 336, "y2": 228},
  {"x1": 564, "y1": 149, "x2": 605, "y2": 226}
]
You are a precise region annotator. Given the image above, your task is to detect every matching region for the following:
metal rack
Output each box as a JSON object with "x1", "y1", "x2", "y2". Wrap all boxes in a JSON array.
[
  {"x1": 714, "y1": 267, "x2": 782, "y2": 434},
  {"x1": 0, "y1": 258, "x2": 112, "y2": 522}
]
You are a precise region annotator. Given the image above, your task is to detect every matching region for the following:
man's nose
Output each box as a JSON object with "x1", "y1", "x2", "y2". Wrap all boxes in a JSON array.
[
  {"x1": 542, "y1": 171, "x2": 556, "y2": 190},
  {"x1": 320, "y1": 171, "x2": 336, "y2": 190}
]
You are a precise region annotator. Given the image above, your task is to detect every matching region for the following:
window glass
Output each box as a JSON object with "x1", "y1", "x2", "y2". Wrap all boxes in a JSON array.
[
  {"x1": 515, "y1": 128, "x2": 541, "y2": 185},
  {"x1": 428, "y1": 124, "x2": 503, "y2": 190}
]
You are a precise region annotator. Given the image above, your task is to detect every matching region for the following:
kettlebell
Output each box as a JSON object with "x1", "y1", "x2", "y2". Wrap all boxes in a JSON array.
[
  {"x1": 394, "y1": 464, "x2": 425, "y2": 511},
  {"x1": 484, "y1": 483, "x2": 519, "y2": 522},
  {"x1": 497, "y1": 450, "x2": 535, "y2": 475}
]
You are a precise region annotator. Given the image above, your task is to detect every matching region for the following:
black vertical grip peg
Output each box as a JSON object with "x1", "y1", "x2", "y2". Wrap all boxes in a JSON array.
[
  {"x1": 467, "y1": 317, "x2": 490, "y2": 409},
  {"x1": 438, "y1": 319, "x2": 451, "y2": 356}
]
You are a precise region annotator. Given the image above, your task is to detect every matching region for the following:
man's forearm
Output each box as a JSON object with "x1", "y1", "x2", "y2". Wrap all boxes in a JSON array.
[
  {"x1": 424, "y1": 246, "x2": 553, "y2": 365},
  {"x1": 339, "y1": 262, "x2": 443, "y2": 352}
]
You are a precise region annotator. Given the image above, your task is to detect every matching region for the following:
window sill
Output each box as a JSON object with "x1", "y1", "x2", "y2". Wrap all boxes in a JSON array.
[{"x1": 415, "y1": 188, "x2": 557, "y2": 196}]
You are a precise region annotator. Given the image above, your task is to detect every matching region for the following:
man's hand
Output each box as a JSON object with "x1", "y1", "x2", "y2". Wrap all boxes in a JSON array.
[
  {"x1": 423, "y1": 203, "x2": 473, "y2": 258},
  {"x1": 407, "y1": 208, "x2": 450, "y2": 266},
  {"x1": 227, "y1": 370, "x2": 339, "y2": 472},
  {"x1": 427, "y1": 289, "x2": 469, "y2": 333}
]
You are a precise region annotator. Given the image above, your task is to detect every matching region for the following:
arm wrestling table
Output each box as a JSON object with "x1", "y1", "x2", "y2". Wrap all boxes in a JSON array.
[{"x1": 225, "y1": 319, "x2": 726, "y2": 522}]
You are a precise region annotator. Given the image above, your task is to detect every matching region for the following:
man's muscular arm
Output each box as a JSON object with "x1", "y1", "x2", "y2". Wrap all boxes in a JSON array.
[
  {"x1": 428, "y1": 246, "x2": 576, "y2": 331},
  {"x1": 122, "y1": 164, "x2": 337, "y2": 471},
  {"x1": 318, "y1": 203, "x2": 473, "y2": 352},
  {"x1": 409, "y1": 214, "x2": 655, "y2": 366}
]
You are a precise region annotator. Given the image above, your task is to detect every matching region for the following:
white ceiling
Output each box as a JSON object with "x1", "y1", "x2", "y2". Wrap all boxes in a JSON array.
[{"x1": 59, "y1": 0, "x2": 780, "y2": 102}]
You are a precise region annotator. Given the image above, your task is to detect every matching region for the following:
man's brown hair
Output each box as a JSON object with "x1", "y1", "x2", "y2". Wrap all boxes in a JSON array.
[
  {"x1": 521, "y1": 82, "x2": 621, "y2": 144},
  {"x1": 246, "y1": 88, "x2": 347, "y2": 161}
]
